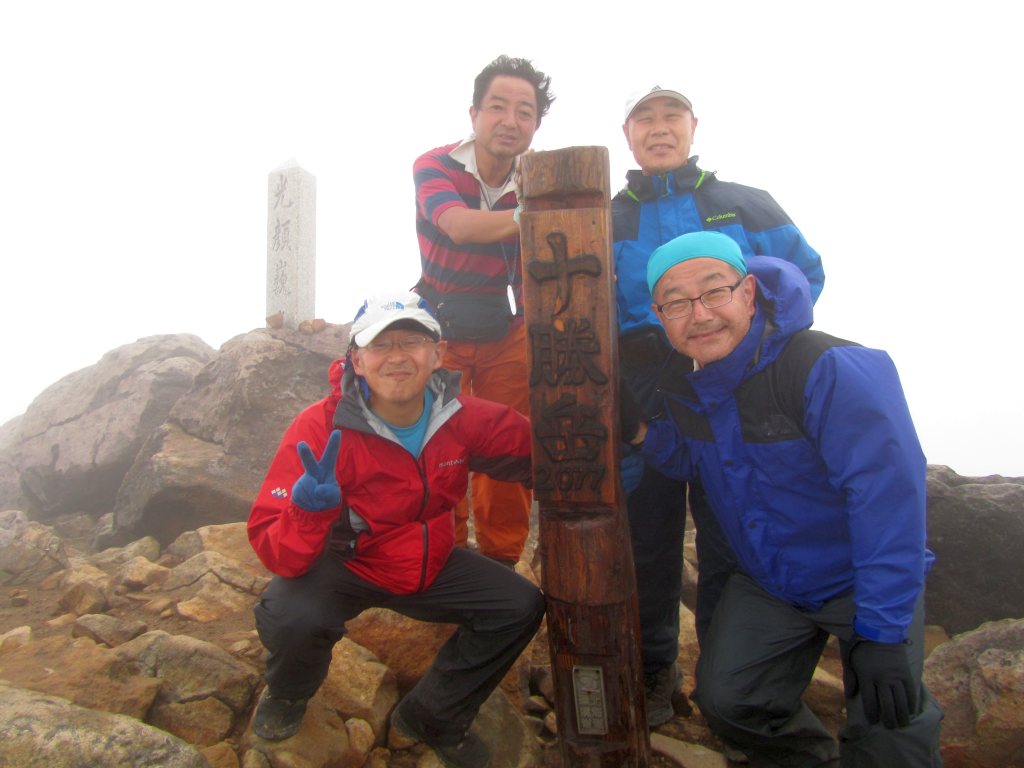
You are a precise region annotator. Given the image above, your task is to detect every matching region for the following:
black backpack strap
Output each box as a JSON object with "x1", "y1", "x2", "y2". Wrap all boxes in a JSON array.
[{"x1": 734, "y1": 330, "x2": 861, "y2": 443}]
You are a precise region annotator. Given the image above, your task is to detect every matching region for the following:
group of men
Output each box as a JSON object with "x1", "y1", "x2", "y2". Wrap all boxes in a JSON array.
[{"x1": 246, "y1": 55, "x2": 943, "y2": 768}]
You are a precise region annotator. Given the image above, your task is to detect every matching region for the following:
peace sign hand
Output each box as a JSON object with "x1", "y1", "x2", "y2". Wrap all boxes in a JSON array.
[{"x1": 292, "y1": 430, "x2": 342, "y2": 512}]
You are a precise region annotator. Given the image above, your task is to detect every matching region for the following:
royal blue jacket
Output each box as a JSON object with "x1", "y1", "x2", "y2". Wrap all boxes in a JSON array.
[
  {"x1": 612, "y1": 158, "x2": 825, "y2": 338},
  {"x1": 640, "y1": 256, "x2": 931, "y2": 643}
]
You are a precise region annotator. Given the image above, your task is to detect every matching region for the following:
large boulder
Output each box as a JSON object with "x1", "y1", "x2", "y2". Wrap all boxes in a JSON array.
[
  {"x1": 0, "y1": 517, "x2": 68, "y2": 586},
  {"x1": 0, "y1": 635, "x2": 162, "y2": 719},
  {"x1": 168, "y1": 522, "x2": 269, "y2": 574},
  {"x1": 318, "y1": 638, "x2": 399, "y2": 744},
  {"x1": 111, "y1": 423, "x2": 259, "y2": 546},
  {"x1": 345, "y1": 605, "x2": 534, "y2": 712},
  {"x1": 115, "y1": 630, "x2": 259, "y2": 741},
  {"x1": 111, "y1": 325, "x2": 349, "y2": 546},
  {"x1": 923, "y1": 618, "x2": 1024, "y2": 767},
  {"x1": 0, "y1": 679, "x2": 213, "y2": 768},
  {"x1": 925, "y1": 465, "x2": 1024, "y2": 634},
  {"x1": 0, "y1": 334, "x2": 214, "y2": 520}
]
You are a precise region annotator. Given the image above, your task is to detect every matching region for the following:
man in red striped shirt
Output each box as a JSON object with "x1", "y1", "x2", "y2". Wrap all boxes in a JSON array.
[{"x1": 412, "y1": 56, "x2": 554, "y2": 567}]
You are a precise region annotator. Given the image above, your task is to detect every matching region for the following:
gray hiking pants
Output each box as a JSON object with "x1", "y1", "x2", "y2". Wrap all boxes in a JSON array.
[{"x1": 692, "y1": 572, "x2": 943, "y2": 768}]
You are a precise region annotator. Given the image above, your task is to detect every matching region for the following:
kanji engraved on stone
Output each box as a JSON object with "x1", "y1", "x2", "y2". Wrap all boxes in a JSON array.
[
  {"x1": 535, "y1": 392, "x2": 608, "y2": 463},
  {"x1": 529, "y1": 318, "x2": 609, "y2": 387},
  {"x1": 272, "y1": 218, "x2": 291, "y2": 252},
  {"x1": 273, "y1": 174, "x2": 293, "y2": 210},
  {"x1": 526, "y1": 231, "x2": 602, "y2": 316}
]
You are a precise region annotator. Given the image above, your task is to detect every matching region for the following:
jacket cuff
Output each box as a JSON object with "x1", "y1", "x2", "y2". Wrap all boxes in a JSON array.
[
  {"x1": 637, "y1": 421, "x2": 668, "y2": 459},
  {"x1": 853, "y1": 617, "x2": 907, "y2": 644},
  {"x1": 287, "y1": 502, "x2": 342, "y2": 526}
]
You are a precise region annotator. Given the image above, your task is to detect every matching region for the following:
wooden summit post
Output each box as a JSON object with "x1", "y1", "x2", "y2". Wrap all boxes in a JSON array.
[{"x1": 520, "y1": 146, "x2": 650, "y2": 767}]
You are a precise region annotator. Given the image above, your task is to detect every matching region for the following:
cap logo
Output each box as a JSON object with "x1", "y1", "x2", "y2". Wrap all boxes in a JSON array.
[
  {"x1": 649, "y1": 85, "x2": 661, "y2": 93},
  {"x1": 379, "y1": 300, "x2": 404, "y2": 311}
]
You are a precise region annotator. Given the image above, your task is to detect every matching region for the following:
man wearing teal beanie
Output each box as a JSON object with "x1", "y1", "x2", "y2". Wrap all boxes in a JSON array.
[
  {"x1": 612, "y1": 86, "x2": 826, "y2": 730},
  {"x1": 616, "y1": 236, "x2": 943, "y2": 765}
]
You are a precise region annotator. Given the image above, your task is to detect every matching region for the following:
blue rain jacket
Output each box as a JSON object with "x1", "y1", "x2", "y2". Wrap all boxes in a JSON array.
[
  {"x1": 613, "y1": 157, "x2": 825, "y2": 338},
  {"x1": 641, "y1": 256, "x2": 931, "y2": 643}
]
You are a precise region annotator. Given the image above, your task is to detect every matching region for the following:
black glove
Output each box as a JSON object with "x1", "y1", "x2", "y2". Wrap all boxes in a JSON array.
[
  {"x1": 619, "y1": 374, "x2": 644, "y2": 444},
  {"x1": 841, "y1": 635, "x2": 918, "y2": 729}
]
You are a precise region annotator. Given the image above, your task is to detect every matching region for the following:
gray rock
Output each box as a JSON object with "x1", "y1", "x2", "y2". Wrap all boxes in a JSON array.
[
  {"x1": 72, "y1": 613, "x2": 148, "y2": 647},
  {"x1": 116, "y1": 556, "x2": 170, "y2": 590},
  {"x1": 923, "y1": 618, "x2": 1024, "y2": 767},
  {"x1": 111, "y1": 424, "x2": 262, "y2": 547},
  {"x1": 925, "y1": 465, "x2": 1024, "y2": 634},
  {"x1": 471, "y1": 687, "x2": 543, "y2": 768},
  {"x1": 167, "y1": 522, "x2": 268, "y2": 575},
  {"x1": 90, "y1": 511, "x2": 116, "y2": 551},
  {"x1": 87, "y1": 536, "x2": 161, "y2": 572},
  {"x1": 51, "y1": 512, "x2": 95, "y2": 542},
  {"x1": 115, "y1": 630, "x2": 258, "y2": 714},
  {"x1": 122, "y1": 535, "x2": 161, "y2": 562},
  {"x1": 0, "y1": 521, "x2": 69, "y2": 586},
  {"x1": 170, "y1": 326, "x2": 350, "y2": 472},
  {"x1": 110, "y1": 326, "x2": 349, "y2": 546},
  {"x1": 0, "y1": 335, "x2": 214, "y2": 520},
  {"x1": 0, "y1": 679, "x2": 213, "y2": 768},
  {"x1": 0, "y1": 509, "x2": 29, "y2": 551},
  {"x1": 162, "y1": 551, "x2": 261, "y2": 593}
]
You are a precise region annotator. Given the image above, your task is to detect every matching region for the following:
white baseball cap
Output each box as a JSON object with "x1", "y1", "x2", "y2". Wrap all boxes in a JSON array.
[
  {"x1": 350, "y1": 292, "x2": 441, "y2": 347},
  {"x1": 624, "y1": 85, "x2": 693, "y2": 121}
]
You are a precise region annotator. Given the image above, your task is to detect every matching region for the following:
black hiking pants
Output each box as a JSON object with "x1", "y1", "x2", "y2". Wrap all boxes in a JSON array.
[
  {"x1": 692, "y1": 572, "x2": 943, "y2": 768},
  {"x1": 254, "y1": 546, "x2": 545, "y2": 744}
]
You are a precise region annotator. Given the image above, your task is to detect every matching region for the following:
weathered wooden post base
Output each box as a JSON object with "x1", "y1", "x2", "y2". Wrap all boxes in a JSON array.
[{"x1": 542, "y1": 509, "x2": 647, "y2": 764}]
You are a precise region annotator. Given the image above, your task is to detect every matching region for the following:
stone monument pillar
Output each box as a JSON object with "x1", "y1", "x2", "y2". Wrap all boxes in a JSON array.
[{"x1": 266, "y1": 159, "x2": 315, "y2": 329}]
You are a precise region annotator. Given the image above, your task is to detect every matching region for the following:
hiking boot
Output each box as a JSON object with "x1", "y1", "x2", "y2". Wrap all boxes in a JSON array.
[
  {"x1": 391, "y1": 703, "x2": 491, "y2": 768},
  {"x1": 253, "y1": 690, "x2": 308, "y2": 741},
  {"x1": 645, "y1": 662, "x2": 681, "y2": 727}
]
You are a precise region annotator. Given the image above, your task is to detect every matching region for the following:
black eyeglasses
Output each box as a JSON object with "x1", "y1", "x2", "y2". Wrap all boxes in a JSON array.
[
  {"x1": 656, "y1": 278, "x2": 745, "y2": 319},
  {"x1": 363, "y1": 335, "x2": 433, "y2": 355}
]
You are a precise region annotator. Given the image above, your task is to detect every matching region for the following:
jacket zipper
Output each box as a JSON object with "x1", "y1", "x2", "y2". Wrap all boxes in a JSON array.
[{"x1": 415, "y1": 455, "x2": 430, "y2": 592}]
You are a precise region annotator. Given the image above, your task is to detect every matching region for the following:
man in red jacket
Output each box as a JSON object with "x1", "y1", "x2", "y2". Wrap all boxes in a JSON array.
[{"x1": 248, "y1": 292, "x2": 544, "y2": 768}]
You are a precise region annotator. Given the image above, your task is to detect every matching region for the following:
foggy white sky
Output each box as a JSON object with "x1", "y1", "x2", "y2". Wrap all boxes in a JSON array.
[{"x1": 1, "y1": 2, "x2": 1021, "y2": 476}]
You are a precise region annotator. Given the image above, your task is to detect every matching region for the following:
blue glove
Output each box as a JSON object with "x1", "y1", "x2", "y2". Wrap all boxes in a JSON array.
[
  {"x1": 292, "y1": 430, "x2": 342, "y2": 512},
  {"x1": 620, "y1": 444, "x2": 645, "y2": 495}
]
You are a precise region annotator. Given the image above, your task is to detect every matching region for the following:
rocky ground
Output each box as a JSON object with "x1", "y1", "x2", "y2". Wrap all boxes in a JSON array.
[
  {"x1": 1, "y1": 507, "x2": 973, "y2": 768},
  {"x1": 0, "y1": 509, "x2": 728, "y2": 767}
]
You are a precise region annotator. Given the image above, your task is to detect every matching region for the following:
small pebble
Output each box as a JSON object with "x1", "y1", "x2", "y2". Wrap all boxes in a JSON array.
[
  {"x1": 160, "y1": 608, "x2": 173, "y2": 618},
  {"x1": 11, "y1": 596, "x2": 28, "y2": 607}
]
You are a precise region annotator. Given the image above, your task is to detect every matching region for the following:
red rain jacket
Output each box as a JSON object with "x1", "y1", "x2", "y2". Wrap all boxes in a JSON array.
[{"x1": 248, "y1": 359, "x2": 532, "y2": 594}]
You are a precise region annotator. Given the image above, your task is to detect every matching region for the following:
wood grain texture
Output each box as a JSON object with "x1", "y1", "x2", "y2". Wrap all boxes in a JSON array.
[
  {"x1": 521, "y1": 146, "x2": 611, "y2": 205},
  {"x1": 521, "y1": 146, "x2": 649, "y2": 767}
]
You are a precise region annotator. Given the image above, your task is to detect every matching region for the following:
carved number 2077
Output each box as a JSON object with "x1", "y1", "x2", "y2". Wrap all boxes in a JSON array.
[{"x1": 535, "y1": 463, "x2": 606, "y2": 492}]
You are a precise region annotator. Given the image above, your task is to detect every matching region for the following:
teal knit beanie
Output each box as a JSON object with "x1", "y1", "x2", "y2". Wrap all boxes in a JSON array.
[{"x1": 647, "y1": 231, "x2": 747, "y2": 294}]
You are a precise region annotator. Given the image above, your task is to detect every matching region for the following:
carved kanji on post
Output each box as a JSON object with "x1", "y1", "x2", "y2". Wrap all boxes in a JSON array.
[{"x1": 520, "y1": 147, "x2": 650, "y2": 767}]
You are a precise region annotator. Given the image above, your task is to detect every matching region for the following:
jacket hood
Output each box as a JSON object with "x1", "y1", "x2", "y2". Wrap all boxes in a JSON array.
[
  {"x1": 747, "y1": 255, "x2": 814, "y2": 348},
  {"x1": 726, "y1": 255, "x2": 815, "y2": 381}
]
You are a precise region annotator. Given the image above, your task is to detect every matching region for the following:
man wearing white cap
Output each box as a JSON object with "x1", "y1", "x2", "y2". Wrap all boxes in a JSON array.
[
  {"x1": 612, "y1": 85, "x2": 827, "y2": 726},
  {"x1": 247, "y1": 292, "x2": 544, "y2": 768}
]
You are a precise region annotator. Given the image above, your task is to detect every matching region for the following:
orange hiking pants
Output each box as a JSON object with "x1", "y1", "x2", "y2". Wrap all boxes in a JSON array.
[{"x1": 442, "y1": 323, "x2": 532, "y2": 563}]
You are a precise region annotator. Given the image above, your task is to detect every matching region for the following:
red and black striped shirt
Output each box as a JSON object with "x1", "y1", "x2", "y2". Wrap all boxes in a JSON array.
[{"x1": 413, "y1": 140, "x2": 524, "y2": 315}]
